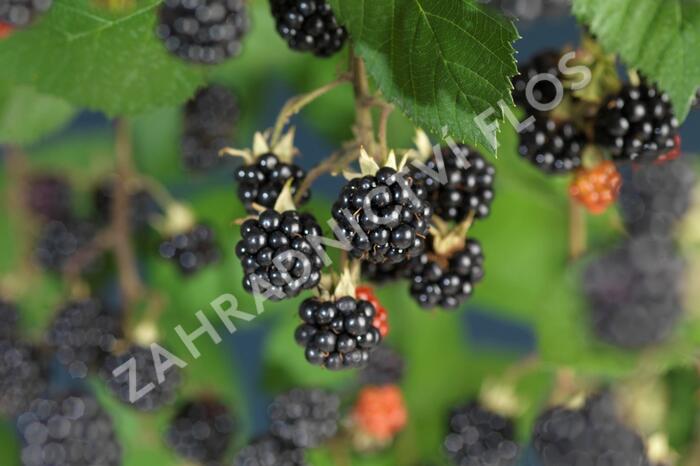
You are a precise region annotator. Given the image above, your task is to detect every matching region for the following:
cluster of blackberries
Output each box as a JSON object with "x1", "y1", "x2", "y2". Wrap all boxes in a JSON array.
[
  {"x1": 92, "y1": 180, "x2": 157, "y2": 230},
  {"x1": 411, "y1": 145, "x2": 496, "y2": 221},
  {"x1": 17, "y1": 393, "x2": 122, "y2": 466},
  {"x1": 0, "y1": 338, "x2": 47, "y2": 418},
  {"x1": 295, "y1": 296, "x2": 382, "y2": 370},
  {"x1": 270, "y1": 0, "x2": 347, "y2": 57},
  {"x1": 533, "y1": 393, "x2": 650, "y2": 466},
  {"x1": 159, "y1": 223, "x2": 220, "y2": 275},
  {"x1": 332, "y1": 167, "x2": 432, "y2": 265},
  {"x1": 234, "y1": 434, "x2": 307, "y2": 466},
  {"x1": 47, "y1": 299, "x2": 122, "y2": 379},
  {"x1": 237, "y1": 209, "x2": 324, "y2": 300},
  {"x1": 0, "y1": 0, "x2": 52, "y2": 27},
  {"x1": 512, "y1": 50, "x2": 562, "y2": 113},
  {"x1": 595, "y1": 83, "x2": 679, "y2": 163},
  {"x1": 182, "y1": 85, "x2": 240, "y2": 171},
  {"x1": 358, "y1": 345, "x2": 405, "y2": 386},
  {"x1": 361, "y1": 259, "x2": 415, "y2": 284},
  {"x1": 444, "y1": 402, "x2": 519, "y2": 466},
  {"x1": 234, "y1": 153, "x2": 309, "y2": 212},
  {"x1": 157, "y1": 0, "x2": 249, "y2": 65},
  {"x1": 34, "y1": 219, "x2": 96, "y2": 271},
  {"x1": 101, "y1": 344, "x2": 182, "y2": 411},
  {"x1": 166, "y1": 398, "x2": 236, "y2": 464},
  {"x1": 410, "y1": 238, "x2": 485, "y2": 310}
]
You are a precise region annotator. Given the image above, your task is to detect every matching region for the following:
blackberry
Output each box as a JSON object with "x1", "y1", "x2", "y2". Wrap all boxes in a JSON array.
[
  {"x1": 358, "y1": 346, "x2": 405, "y2": 386},
  {"x1": 236, "y1": 209, "x2": 324, "y2": 300},
  {"x1": 268, "y1": 388, "x2": 340, "y2": 448},
  {"x1": 512, "y1": 50, "x2": 562, "y2": 112},
  {"x1": 233, "y1": 434, "x2": 307, "y2": 466},
  {"x1": 159, "y1": 223, "x2": 220, "y2": 275},
  {"x1": 618, "y1": 158, "x2": 695, "y2": 238},
  {"x1": 156, "y1": 0, "x2": 249, "y2": 65},
  {"x1": 583, "y1": 235, "x2": 684, "y2": 348},
  {"x1": 533, "y1": 393, "x2": 650, "y2": 466},
  {"x1": 34, "y1": 219, "x2": 96, "y2": 271},
  {"x1": 0, "y1": 299, "x2": 19, "y2": 341},
  {"x1": 270, "y1": 0, "x2": 347, "y2": 57},
  {"x1": 361, "y1": 259, "x2": 415, "y2": 285},
  {"x1": 235, "y1": 153, "x2": 309, "y2": 212},
  {"x1": 595, "y1": 83, "x2": 679, "y2": 163},
  {"x1": 0, "y1": 0, "x2": 52, "y2": 27},
  {"x1": 332, "y1": 167, "x2": 432, "y2": 264},
  {"x1": 166, "y1": 398, "x2": 236, "y2": 464},
  {"x1": 410, "y1": 238, "x2": 485, "y2": 310},
  {"x1": 295, "y1": 296, "x2": 382, "y2": 370},
  {"x1": 101, "y1": 344, "x2": 182, "y2": 411},
  {"x1": 518, "y1": 118, "x2": 586, "y2": 174},
  {"x1": 92, "y1": 180, "x2": 157, "y2": 230},
  {"x1": 412, "y1": 144, "x2": 496, "y2": 221},
  {"x1": 444, "y1": 402, "x2": 519, "y2": 466},
  {"x1": 17, "y1": 393, "x2": 121, "y2": 466},
  {"x1": 47, "y1": 299, "x2": 121, "y2": 379},
  {"x1": 0, "y1": 340, "x2": 47, "y2": 417},
  {"x1": 26, "y1": 174, "x2": 72, "y2": 222}
]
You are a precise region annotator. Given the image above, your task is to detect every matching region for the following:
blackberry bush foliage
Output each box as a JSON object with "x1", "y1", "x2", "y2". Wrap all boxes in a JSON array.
[
  {"x1": 268, "y1": 388, "x2": 340, "y2": 448},
  {"x1": 157, "y1": 0, "x2": 249, "y2": 65},
  {"x1": 159, "y1": 223, "x2": 220, "y2": 275},
  {"x1": 270, "y1": 0, "x2": 347, "y2": 57},
  {"x1": 233, "y1": 434, "x2": 307, "y2": 466}
]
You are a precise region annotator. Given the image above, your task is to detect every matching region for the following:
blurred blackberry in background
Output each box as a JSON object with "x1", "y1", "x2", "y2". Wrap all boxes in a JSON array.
[
  {"x1": 268, "y1": 388, "x2": 340, "y2": 448},
  {"x1": 0, "y1": 299, "x2": 19, "y2": 341},
  {"x1": 167, "y1": 399, "x2": 236, "y2": 464},
  {"x1": 488, "y1": 0, "x2": 571, "y2": 21},
  {"x1": 583, "y1": 235, "x2": 684, "y2": 348},
  {"x1": 101, "y1": 344, "x2": 182, "y2": 411},
  {"x1": 444, "y1": 402, "x2": 519, "y2": 466},
  {"x1": 159, "y1": 223, "x2": 220, "y2": 275},
  {"x1": 0, "y1": 340, "x2": 47, "y2": 417},
  {"x1": 234, "y1": 153, "x2": 309, "y2": 211},
  {"x1": 361, "y1": 259, "x2": 415, "y2": 285},
  {"x1": 518, "y1": 118, "x2": 586, "y2": 174},
  {"x1": 412, "y1": 145, "x2": 496, "y2": 221},
  {"x1": 233, "y1": 434, "x2": 307, "y2": 466},
  {"x1": 618, "y1": 158, "x2": 695, "y2": 237},
  {"x1": 92, "y1": 180, "x2": 157, "y2": 230},
  {"x1": 358, "y1": 346, "x2": 405, "y2": 386},
  {"x1": 0, "y1": 0, "x2": 53, "y2": 27},
  {"x1": 295, "y1": 296, "x2": 382, "y2": 370},
  {"x1": 595, "y1": 83, "x2": 679, "y2": 163},
  {"x1": 17, "y1": 393, "x2": 121, "y2": 466},
  {"x1": 157, "y1": 0, "x2": 249, "y2": 65},
  {"x1": 512, "y1": 50, "x2": 562, "y2": 113},
  {"x1": 237, "y1": 210, "x2": 324, "y2": 300},
  {"x1": 182, "y1": 85, "x2": 240, "y2": 171},
  {"x1": 47, "y1": 299, "x2": 121, "y2": 379},
  {"x1": 26, "y1": 174, "x2": 72, "y2": 222},
  {"x1": 34, "y1": 219, "x2": 96, "y2": 271},
  {"x1": 270, "y1": 0, "x2": 347, "y2": 57}
]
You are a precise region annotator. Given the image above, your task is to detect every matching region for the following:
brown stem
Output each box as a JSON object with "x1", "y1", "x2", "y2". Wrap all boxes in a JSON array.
[
  {"x1": 292, "y1": 143, "x2": 360, "y2": 205},
  {"x1": 63, "y1": 229, "x2": 115, "y2": 282},
  {"x1": 351, "y1": 51, "x2": 377, "y2": 160},
  {"x1": 569, "y1": 197, "x2": 587, "y2": 261}
]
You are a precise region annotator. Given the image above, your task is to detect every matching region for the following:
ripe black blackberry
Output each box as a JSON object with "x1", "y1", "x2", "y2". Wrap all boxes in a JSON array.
[
  {"x1": 358, "y1": 346, "x2": 405, "y2": 386},
  {"x1": 235, "y1": 153, "x2": 309, "y2": 212},
  {"x1": 34, "y1": 219, "x2": 96, "y2": 271},
  {"x1": 101, "y1": 344, "x2": 182, "y2": 411},
  {"x1": 361, "y1": 259, "x2": 415, "y2": 285},
  {"x1": 410, "y1": 238, "x2": 485, "y2": 310},
  {"x1": 295, "y1": 296, "x2": 382, "y2": 370},
  {"x1": 159, "y1": 223, "x2": 220, "y2": 275},
  {"x1": 618, "y1": 158, "x2": 695, "y2": 238},
  {"x1": 512, "y1": 50, "x2": 562, "y2": 112},
  {"x1": 595, "y1": 83, "x2": 679, "y2": 163},
  {"x1": 518, "y1": 118, "x2": 586, "y2": 174},
  {"x1": 0, "y1": 299, "x2": 19, "y2": 341},
  {"x1": 17, "y1": 393, "x2": 121, "y2": 466},
  {"x1": 533, "y1": 393, "x2": 650, "y2": 466},
  {"x1": 0, "y1": 0, "x2": 52, "y2": 27},
  {"x1": 412, "y1": 144, "x2": 495, "y2": 221},
  {"x1": 166, "y1": 398, "x2": 236, "y2": 464},
  {"x1": 270, "y1": 0, "x2": 347, "y2": 57},
  {"x1": 0, "y1": 340, "x2": 47, "y2": 417},
  {"x1": 332, "y1": 167, "x2": 432, "y2": 264},
  {"x1": 233, "y1": 434, "x2": 307, "y2": 466},
  {"x1": 47, "y1": 299, "x2": 121, "y2": 379},
  {"x1": 444, "y1": 402, "x2": 519, "y2": 466},
  {"x1": 237, "y1": 209, "x2": 324, "y2": 300},
  {"x1": 156, "y1": 0, "x2": 249, "y2": 65},
  {"x1": 583, "y1": 235, "x2": 684, "y2": 349},
  {"x1": 26, "y1": 174, "x2": 72, "y2": 222},
  {"x1": 92, "y1": 180, "x2": 157, "y2": 230},
  {"x1": 268, "y1": 388, "x2": 340, "y2": 448}
]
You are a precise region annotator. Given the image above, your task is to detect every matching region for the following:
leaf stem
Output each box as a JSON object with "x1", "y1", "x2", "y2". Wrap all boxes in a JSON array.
[
  {"x1": 292, "y1": 142, "x2": 360, "y2": 205},
  {"x1": 350, "y1": 51, "x2": 378, "y2": 161}
]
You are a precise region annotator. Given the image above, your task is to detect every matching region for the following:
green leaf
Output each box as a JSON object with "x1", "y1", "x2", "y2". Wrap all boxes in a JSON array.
[
  {"x1": 0, "y1": 84, "x2": 75, "y2": 145},
  {"x1": 0, "y1": 0, "x2": 206, "y2": 116},
  {"x1": 329, "y1": 0, "x2": 519, "y2": 155},
  {"x1": 573, "y1": 0, "x2": 700, "y2": 120}
]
